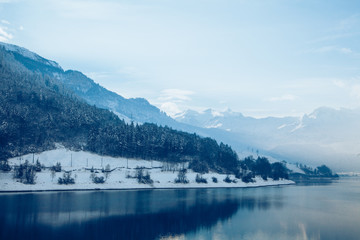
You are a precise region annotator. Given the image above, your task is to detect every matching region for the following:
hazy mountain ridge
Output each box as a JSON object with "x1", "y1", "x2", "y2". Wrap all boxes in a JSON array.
[
  {"x1": 0, "y1": 42, "x2": 175, "y2": 126},
  {"x1": 61, "y1": 70, "x2": 174, "y2": 124},
  {"x1": 1, "y1": 42, "x2": 63, "y2": 72},
  {"x1": 175, "y1": 108, "x2": 299, "y2": 137},
  {"x1": 175, "y1": 107, "x2": 360, "y2": 171},
  {"x1": 175, "y1": 107, "x2": 360, "y2": 144}
]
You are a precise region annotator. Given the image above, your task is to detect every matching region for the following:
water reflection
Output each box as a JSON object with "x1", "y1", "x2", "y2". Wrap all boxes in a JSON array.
[
  {"x1": 0, "y1": 188, "x2": 281, "y2": 240},
  {"x1": 293, "y1": 178, "x2": 339, "y2": 186},
  {"x1": 1, "y1": 180, "x2": 359, "y2": 240}
]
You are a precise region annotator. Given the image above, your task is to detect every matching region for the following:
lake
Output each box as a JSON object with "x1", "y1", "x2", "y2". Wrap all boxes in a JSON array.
[{"x1": 0, "y1": 177, "x2": 359, "y2": 240}]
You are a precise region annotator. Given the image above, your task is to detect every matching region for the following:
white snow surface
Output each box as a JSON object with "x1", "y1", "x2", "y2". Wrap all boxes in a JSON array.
[
  {"x1": 0, "y1": 148, "x2": 294, "y2": 192},
  {"x1": 205, "y1": 123, "x2": 223, "y2": 129}
]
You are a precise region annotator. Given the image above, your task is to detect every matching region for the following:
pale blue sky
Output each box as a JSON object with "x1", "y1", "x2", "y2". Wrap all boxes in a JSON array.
[{"x1": 1, "y1": 0, "x2": 360, "y2": 117}]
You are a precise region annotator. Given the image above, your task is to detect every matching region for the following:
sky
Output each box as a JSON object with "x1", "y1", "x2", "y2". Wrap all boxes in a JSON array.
[{"x1": 0, "y1": 0, "x2": 360, "y2": 118}]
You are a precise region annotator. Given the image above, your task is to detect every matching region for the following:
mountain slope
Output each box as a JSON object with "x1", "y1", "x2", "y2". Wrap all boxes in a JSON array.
[
  {"x1": 0, "y1": 44, "x2": 240, "y2": 173},
  {"x1": 0, "y1": 42, "x2": 176, "y2": 126},
  {"x1": 61, "y1": 70, "x2": 173, "y2": 124},
  {"x1": 0, "y1": 42, "x2": 251, "y2": 155}
]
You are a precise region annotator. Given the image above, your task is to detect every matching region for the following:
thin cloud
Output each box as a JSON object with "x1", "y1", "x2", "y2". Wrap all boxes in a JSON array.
[
  {"x1": 308, "y1": 32, "x2": 360, "y2": 44},
  {"x1": 85, "y1": 71, "x2": 110, "y2": 80},
  {"x1": 159, "y1": 102, "x2": 182, "y2": 117},
  {"x1": 351, "y1": 85, "x2": 360, "y2": 99},
  {"x1": 340, "y1": 48, "x2": 352, "y2": 54},
  {"x1": 51, "y1": 0, "x2": 133, "y2": 21},
  {"x1": 156, "y1": 89, "x2": 195, "y2": 117},
  {"x1": 1, "y1": 20, "x2": 10, "y2": 25},
  {"x1": 309, "y1": 15, "x2": 360, "y2": 44},
  {"x1": 268, "y1": 94, "x2": 297, "y2": 102},
  {"x1": 0, "y1": 26, "x2": 13, "y2": 42},
  {"x1": 334, "y1": 14, "x2": 359, "y2": 32},
  {"x1": 117, "y1": 66, "x2": 138, "y2": 75},
  {"x1": 333, "y1": 80, "x2": 345, "y2": 88},
  {"x1": 311, "y1": 46, "x2": 353, "y2": 54},
  {"x1": 158, "y1": 89, "x2": 194, "y2": 102},
  {"x1": 330, "y1": 78, "x2": 360, "y2": 101}
]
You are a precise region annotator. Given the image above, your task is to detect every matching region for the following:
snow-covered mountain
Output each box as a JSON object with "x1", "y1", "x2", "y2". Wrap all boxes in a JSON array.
[
  {"x1": 60, "y1": 70, "x2": 175, "y2": 125},
  {"x1": 175, "y1": 107, "x2": 360, "y2": 172},
  {"x1": 175, "y1": 107, "x2": 360, "y2": 146},
  {"x1": 175, "y1": 108, "x2": 298, "y2": 137},
  {"x1": 0, "y1": 42, "x2": 63, "y2": 72},
  {"x1": 0, "y1": 42, "x2": 178, "y2": 126}
]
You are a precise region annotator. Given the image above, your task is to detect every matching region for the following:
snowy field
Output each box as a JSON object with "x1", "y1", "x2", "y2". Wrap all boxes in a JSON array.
[{"x1": 0, "y1": 148, "x2": 294, "y2": 192}]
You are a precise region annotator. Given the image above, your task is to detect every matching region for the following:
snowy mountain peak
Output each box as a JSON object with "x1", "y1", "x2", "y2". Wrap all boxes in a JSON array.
[
  {"x1": 308, "y1": 106, "x2": 337, "y2": 119},
  {"x1": 305, "y1": 106, "x2": 360, "y2": 120},
  {"x1": 0, "y1": 41, "x2": 62, "y2": 70},
  {"x1": 203, "y1": 108, "x2": 224, "y2": 117},
  {"x1": 177, "y1": 108, "x2": 243, "y2": 121}
]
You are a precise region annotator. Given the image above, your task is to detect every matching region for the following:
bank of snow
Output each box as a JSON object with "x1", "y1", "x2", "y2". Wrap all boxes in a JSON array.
[{"x1": 0, "y1": 148, "x2": 294, "y2": 192}]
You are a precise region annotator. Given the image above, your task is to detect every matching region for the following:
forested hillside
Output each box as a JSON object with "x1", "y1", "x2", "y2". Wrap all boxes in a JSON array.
[{"x1": 0, "y1": 46, "x2": 239, "y2": 174}]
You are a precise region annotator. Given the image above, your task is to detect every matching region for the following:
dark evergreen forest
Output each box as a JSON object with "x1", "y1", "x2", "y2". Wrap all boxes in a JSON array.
[{"x1": 0, "y1": 47, "x2": 239, "y2": 174}]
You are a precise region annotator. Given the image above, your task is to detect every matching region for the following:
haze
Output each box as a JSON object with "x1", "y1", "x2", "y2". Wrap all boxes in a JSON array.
[{"x1": 0, "y1": 0, "x2": 360, "y2": 117}]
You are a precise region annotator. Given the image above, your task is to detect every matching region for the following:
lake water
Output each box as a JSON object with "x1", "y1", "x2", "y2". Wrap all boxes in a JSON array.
[{"x1": 0, "y1": 178, "x2": 359, "y2": 240}]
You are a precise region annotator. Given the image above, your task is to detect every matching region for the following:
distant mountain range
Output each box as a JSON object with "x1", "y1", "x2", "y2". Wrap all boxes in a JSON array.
[
  {"x1": 175, "y1": 107, "x2": 360, "y2": 147},
  {"x1": 175, "y1": 107, "x2": 360, "y2": 171},
  {"x1": 1, "y1": 41, "x2": 359, "y2": 172}
]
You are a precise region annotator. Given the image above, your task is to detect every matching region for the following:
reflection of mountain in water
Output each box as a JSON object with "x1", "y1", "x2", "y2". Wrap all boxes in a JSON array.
[{"x1": 0, "y1": 189, "x2": 283, "y2": 240}]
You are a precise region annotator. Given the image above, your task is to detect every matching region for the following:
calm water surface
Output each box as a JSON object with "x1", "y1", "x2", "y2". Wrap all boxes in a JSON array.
[{"x1": 0, "y1": 177, "x2": 359, "y2": 240}]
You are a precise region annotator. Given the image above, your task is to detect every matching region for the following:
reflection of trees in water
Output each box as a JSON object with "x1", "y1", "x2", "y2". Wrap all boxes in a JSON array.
[
  {"x1": 88, "y1": 198, "x2": 240, "y2": 240},
  {"x1": 0, "y1": 196, "x2": 239, "y2": 240},
  {"x1": 294, "y1": 179, "x2": 336, "y2": 186},
  {"x1": 0, "y1": 189, "x2": 284, "y2": 240},
  {"x1": 239, "y1": 196, "x2": 279, "y2": 211}
]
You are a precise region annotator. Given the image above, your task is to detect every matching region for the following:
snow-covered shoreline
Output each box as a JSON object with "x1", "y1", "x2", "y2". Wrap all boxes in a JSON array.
[
  {"x1": 0, "y1": 179, "x2": 295, "y2": 193},
  {"x1": 0, "y1": 148, "x2": 295, "y2": 193},
  {"x1": 0, "y1": 178, "x2": 295, "y2": 193}
]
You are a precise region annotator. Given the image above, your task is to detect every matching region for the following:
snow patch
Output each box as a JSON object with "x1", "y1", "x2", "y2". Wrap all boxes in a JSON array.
[
  {"x1": 291, "y1": 117, "x2": 305, "y2": 132},
  {"x1": 1, "y1": 148, "x2": 294, "y2": 192},
  {"x1": 308, "y1": 114, "x2": 317, "y2": 119},
  {"x1": 211, "y1": 110, "x2": 224, "y2": 117},
  {"x1": 285, "y1": 163, "x2": 305, "y2": 174},
  {"x1": 205, "y1": 123, "x2": 223, "y2": 129}
]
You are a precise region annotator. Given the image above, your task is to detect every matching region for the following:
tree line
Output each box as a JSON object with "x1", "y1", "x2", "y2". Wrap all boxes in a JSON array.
[{"x1": 0, "y1": 47, "x2": 239, "y2": 174}]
